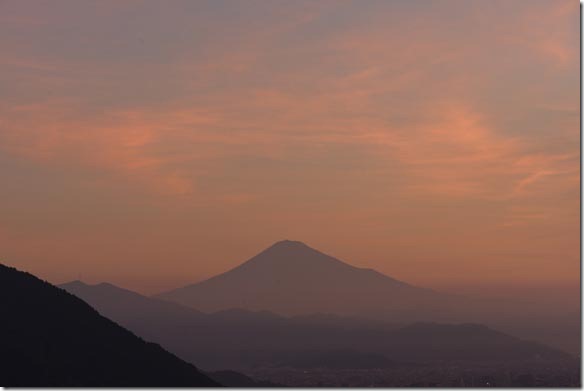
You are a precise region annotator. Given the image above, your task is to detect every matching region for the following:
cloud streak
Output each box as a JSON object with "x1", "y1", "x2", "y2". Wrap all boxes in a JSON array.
[{"x1": 0, "y1": 0, "x2": 578, "y2": 290}]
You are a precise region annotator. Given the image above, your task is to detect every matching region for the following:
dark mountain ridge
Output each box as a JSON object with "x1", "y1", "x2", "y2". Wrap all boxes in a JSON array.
[{"x1": 0, "y1": 264, "x2": 219, "y2": 387}]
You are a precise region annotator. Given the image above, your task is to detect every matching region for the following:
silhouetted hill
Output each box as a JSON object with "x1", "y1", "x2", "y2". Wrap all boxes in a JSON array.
[
  {"x1": 0, "y1": 264, "x2": 219, "y2": 387},
  {"x1": 60, "y1": 279, "x2": 208, "y2": 339},
  {"x1": 156, "y1": 240, "x2": 462, "y2": 319},
  {"x1": 61, "y1": 279, "x2": 573, "y2": 371}
]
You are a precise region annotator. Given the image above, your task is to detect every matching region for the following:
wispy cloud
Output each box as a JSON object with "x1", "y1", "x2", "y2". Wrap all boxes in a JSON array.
[{"x1": 0, "y1": 0, "x2": 578, "y2": 288}]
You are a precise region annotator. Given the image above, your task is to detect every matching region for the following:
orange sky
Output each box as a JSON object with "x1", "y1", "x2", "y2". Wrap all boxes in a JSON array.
[{"x1": 0, "y1": 0, "x2": 579, "y2": 294}]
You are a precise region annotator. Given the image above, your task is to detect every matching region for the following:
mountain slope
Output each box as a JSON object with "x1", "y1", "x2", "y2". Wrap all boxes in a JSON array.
[
  {"x1": 61, "y1": 279, "x2": 573, "y2": 371},
  {"x1": 0, "y1": 264, "x2": 219, "y2": 387},
  {"x1": 156, "y1": 240, "x2": 460, "y2": 318}
]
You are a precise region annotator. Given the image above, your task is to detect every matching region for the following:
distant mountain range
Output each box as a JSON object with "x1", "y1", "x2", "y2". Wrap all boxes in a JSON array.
[
  {"x1": 152, "y1": 240, "x2": 580, "y2": 355},
  {"x1": 0, "y1": 264, "x2": 219, "y2": 387},
  {"x1": 61, "y1": 277, "x2": 573, "y2": 371},
  {"x1": 3, "y1": 239, "x2": 578, "y2": 386},
  {"x1": 156, "y1": 240, "x2": 465, "y2": 319}
]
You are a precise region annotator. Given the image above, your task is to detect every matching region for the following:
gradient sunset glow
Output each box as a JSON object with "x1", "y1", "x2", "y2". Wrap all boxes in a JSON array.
[{"x1": 0, "y1": 0, "x2": 579, "y2": 295}]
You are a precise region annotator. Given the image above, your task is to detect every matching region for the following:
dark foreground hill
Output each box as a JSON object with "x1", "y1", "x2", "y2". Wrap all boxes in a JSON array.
[
  {"x1": 61, "y1": 279, "x2": 574, "y2": 371},
  {"x1": 0, "y1": 264, "x2": 219, "y2": 387}
]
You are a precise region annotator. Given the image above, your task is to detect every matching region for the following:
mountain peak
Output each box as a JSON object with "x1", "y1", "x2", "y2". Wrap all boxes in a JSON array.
[
  {"x1": 156, "y1": 241, "x2": 435, "y2": 315},
  {"x1": 61, "y1": 280, "x2": 89, "y2": 288},
  {"x1": 271, "y1": 239, "x2": 308, "y2": 248},
  {"x1": 253, "y1": 240, "x2": 342, "y2": 267}
]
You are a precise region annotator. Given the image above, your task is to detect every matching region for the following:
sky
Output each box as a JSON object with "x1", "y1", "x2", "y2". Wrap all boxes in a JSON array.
[{"x1": 0, "y1": 0, "x2": 579, "y2": 295}]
